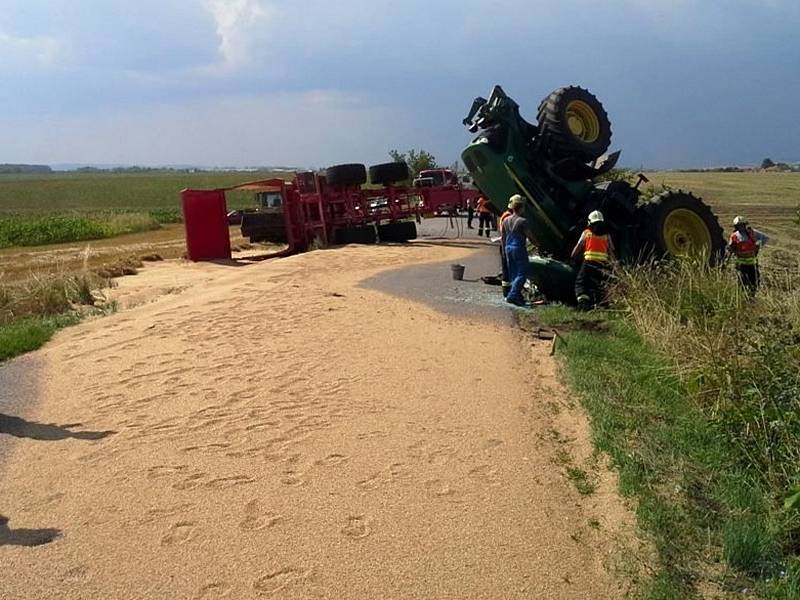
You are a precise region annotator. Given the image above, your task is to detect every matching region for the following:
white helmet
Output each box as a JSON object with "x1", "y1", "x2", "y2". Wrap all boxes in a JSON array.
[
  {"x1": 733, "y1": 215, "x2": 747, "y2": 226},
  {"x1": 588, "y1": 210, "x2": 604, "y2": 224}
]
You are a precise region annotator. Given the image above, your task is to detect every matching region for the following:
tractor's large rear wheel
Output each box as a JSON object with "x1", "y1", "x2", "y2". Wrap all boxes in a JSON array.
[
  {"x1": 537, "y1": 87, "x2": 612, "y2": 163},
  {"x1": 636, "y1": 190, "x2": 724, "y2": 263}
]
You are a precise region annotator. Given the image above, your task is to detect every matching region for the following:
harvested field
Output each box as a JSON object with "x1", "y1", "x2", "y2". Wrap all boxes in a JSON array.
[
  {"x1": 0, "y1": 238, "x2": 640, "y2": 599},
  {"x1": 645, "y1": 171, "x2": 800, "y2": 260}
]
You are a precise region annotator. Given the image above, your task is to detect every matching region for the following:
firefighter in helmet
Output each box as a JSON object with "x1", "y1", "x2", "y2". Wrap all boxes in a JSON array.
[
  {"x1": 571, "y1": 210, "x2": 615, "y2": 310},
  {"x1": 727, "y1": 216, "x2": 768, "y2": 294}
]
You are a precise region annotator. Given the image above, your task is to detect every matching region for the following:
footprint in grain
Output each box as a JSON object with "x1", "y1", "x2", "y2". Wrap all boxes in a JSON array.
[
  {"x1": 468, "y1": 464, "x2": 501, "y2": 486},
  {"x1": 61, "y1": 565, "x2": 89, "y2": 583},
  {"x1": 147, "y1": 465, "x2": 187, "y2": 479},
  {"x1": 424, "y1": 478, "x2": 458, "y2": 498},
  {"x1": 341, "y1": 516, "x2": 371, "y2": 539},
  {"x1": 253, "y1": 567, "x2": 309, "y2": 595},
  {"x1": 161, "y1": 521, "x2": 196, "y2": 545},
  {"x1": 195, "y1": 582, "x2": 231, "y2": 599},
  {"x1": 239, "y1": 500, "x2": 281, "y2": 531},
  {"x1": 205, "y1": 475, "x2": 255, "y2": 489},
  {"x1": 315, "y1": 453, "x2": 347, "y2": 467},
  {"x1": 356, "y1": 473, "x2": 381, "y2": 490},
  {"x1": 173, "y1": 472, "x2": 207, "y2": 490}
]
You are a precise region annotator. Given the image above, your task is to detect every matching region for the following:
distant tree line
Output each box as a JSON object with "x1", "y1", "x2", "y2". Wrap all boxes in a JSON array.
[{"x1": 0, "y1": 164, "x2": 52, "y2": 174}]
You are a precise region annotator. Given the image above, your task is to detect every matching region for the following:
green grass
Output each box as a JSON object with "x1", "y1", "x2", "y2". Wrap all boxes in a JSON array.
[
  {"x1": 566, "y1": 466, "x2": 597, "y2": 496},
  {"x1": 0, "y1": 314, "x2": 80, "y2": 361},
  {"x1": 523, "y1": 297, "x2": 800, "y2": 598}
]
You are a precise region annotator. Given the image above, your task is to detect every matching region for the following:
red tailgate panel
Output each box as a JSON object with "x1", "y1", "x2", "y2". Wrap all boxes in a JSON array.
[{"x1": 181, "y1": 189, "x2": 232, "y2": 261}]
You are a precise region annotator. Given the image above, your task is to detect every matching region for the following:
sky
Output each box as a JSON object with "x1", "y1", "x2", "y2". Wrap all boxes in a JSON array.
[{"x1": 1, "y1": 0, "x2": 798, "y2": 169}]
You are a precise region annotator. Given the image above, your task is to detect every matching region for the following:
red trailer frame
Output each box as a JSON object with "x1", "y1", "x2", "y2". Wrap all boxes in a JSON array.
[{"x1": 181, "y1": 171, "x2": 480, "y2": 261}]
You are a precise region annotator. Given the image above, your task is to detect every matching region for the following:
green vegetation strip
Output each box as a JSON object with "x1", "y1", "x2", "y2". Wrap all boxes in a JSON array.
[
  {"x1": 0, "y1": 210, "x2": 183, "y2": 248},
  {"x1": 524, "y1": 291, "x2": 800, "y2": 598},
  {"x1": 0, "y1": 314, "x2": 79, "y2": 362}
]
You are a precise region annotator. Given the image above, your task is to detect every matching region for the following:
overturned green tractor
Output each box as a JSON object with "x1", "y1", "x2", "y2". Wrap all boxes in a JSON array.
[{"x1": 461, "y1": 85, "x2": 724, "y2": 302}]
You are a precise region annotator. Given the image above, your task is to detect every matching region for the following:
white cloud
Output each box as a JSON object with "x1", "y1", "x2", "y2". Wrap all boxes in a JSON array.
[
  {"x1": 0, "y1": 31, "x2": 60, "y2": 68},
  {"x1": 204, "y1": 0, "x2": 273, "y2": 70}
]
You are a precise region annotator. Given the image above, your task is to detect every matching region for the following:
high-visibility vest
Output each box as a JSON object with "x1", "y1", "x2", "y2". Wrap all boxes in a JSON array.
[
  {"x1": 500, "y1": 210, "x2": 512, "y2": 227},
  {"x1": 477, "y1": 197, "x2": 492, "y2": 214},
  {"x1": 729, "y1": 229, "x2": 758, "y2": 265},
  {"x1": 583, "y1": 229, "x2": 609, "y2": 263}
]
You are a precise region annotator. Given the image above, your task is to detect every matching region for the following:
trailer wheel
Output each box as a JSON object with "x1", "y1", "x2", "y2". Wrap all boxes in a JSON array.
[
  {"x1": 378, "y1": 221, "x2": 417, "y2": 243},
  {"x1": 537, "y1": 87, "x2": 612, "y2": 162},
  {"x1": 335, "y1": 225, "x2": 376, "y2": 245},
  {"x1": 369, "y1": 162, "x2": 410, "y2": 186},
  {"x1": 325, "y1": 163, "x2": 367, "y2": 187},
  {"x1": 636, "y1": 190, "x2": 724, "y2": 263}
]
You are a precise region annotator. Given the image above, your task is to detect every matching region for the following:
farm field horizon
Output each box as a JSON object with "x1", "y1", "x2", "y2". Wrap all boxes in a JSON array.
[{"x1": 1, "y1": 169, "x2": 797, "y2": 257}]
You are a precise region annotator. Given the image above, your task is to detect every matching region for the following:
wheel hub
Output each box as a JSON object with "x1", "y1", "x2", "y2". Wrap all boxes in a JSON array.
[
  {"x1": 565, "y1": 100, "x2": 600, "y2": 143},
  {"x1": 663, "y1": 209, "x2": 712, "y2": 258}
]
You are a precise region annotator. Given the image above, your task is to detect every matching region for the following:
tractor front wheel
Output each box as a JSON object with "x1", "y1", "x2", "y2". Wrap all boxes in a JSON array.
[{"x1": 636, "y1": 190, "x2": 724, "y2": 263}]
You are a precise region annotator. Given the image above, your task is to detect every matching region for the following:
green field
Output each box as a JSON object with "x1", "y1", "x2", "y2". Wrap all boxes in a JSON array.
[
  {"x1": 0, "y1": 170, "x2": 284, "y2": 213},
  {"x1": 0, "y1": 170, "x2": 798, "y2": 253},
  {"x1": 0, "y1": 170, "x2": 285, "y2": 248}
]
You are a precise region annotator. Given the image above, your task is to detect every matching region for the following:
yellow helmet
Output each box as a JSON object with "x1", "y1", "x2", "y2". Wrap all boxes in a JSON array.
[
  {"x1": 733, "y1": 215, "x2": 747, "y2": 226},
  {"x1": 588, "y1": 210, "x2": 604, "y2": 224}
]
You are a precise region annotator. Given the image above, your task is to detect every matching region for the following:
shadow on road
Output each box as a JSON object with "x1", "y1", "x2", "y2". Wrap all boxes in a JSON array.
[
  {"x1": 0, "y1": 414, "x2": 115, "y2": 441},
  {"x1": 0, "y1": 515, "x2": 60, "y2": 547}
]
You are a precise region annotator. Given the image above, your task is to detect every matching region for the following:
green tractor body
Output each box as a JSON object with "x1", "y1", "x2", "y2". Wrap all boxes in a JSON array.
[{"x1": 461, "y1": 85, "x2": 724, "y2": 302}]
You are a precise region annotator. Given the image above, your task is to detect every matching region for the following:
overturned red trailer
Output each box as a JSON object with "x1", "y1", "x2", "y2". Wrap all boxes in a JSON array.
[{"x1": 181, "y1": 162, "x2": 479, "y2": 261}]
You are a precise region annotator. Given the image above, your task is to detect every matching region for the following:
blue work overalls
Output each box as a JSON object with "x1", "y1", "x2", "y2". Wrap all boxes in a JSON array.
[{"x1": 504, "y1": 226, "x2": 528, "y2": 304}]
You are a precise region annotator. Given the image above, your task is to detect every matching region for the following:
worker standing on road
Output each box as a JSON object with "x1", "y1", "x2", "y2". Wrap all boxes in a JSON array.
[
  {"x1": 466, "y1": 198, "x2": 475, "y2": 229},
  {"x1": 477, "y1": 194, "x2": 493, "y2": 237},
  {"x1": 727, "y1": 216, "x2": 768, "y2": 294},
  {"x1": 503, "y1": 195, "x2": 537, "y2": 307},
  {"x1": 499, "y1": 201, "x2": 514, "y2": 298},
  {"x1": 571, "y1": 210, "x2": 615, "y2": 310}
]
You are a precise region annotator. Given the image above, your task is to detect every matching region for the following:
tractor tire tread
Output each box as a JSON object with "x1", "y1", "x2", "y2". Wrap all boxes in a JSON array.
[{"x1": 537, "y1": 86, "x2": 612, "y2": 162}]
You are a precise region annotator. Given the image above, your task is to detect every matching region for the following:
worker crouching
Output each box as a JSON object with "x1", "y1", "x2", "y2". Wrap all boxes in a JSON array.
[{"x1": 571, "y1": 210, "x2": 615, "y2": 310}]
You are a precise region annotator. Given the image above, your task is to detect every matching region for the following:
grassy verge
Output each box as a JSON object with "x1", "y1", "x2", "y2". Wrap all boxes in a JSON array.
[
  {"x1": 520, "y1": 264, "x2": 800, "y2": 598},
  {"x1": 0, "y1": 314, "x2": 80, "y2": 361},
  {"x1": 0, "y1": 271, "x2": 112, "y2": 362}
]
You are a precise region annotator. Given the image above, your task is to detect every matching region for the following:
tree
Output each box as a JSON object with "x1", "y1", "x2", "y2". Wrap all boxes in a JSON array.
[
  {"x1": 388, "y1": 149, "x2": 437, "y2": 178},
  {"x1": 761, "y1": 158, "x2": 775, "y2": 169}
]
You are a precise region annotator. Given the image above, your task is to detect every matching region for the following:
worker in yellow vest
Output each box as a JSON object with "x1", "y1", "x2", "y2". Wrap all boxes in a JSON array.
[
  {"x1": 727, "y1": 215, "x2": 768, "y2": 294},
  {"x1": 571, "y1": 210, "x2": 615, "y2": 310}
]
